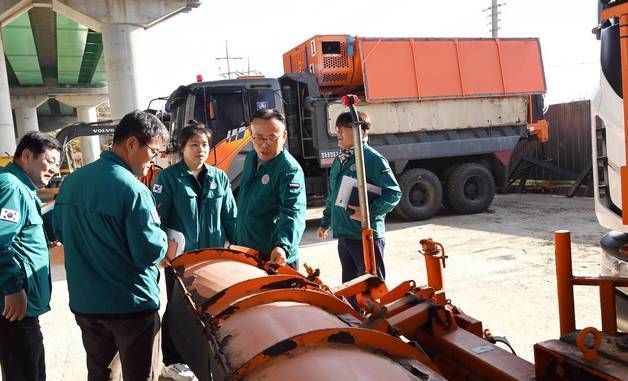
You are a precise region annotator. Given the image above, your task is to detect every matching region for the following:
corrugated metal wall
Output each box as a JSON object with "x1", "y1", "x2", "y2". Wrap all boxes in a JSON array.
[{"x1": 510, "y1": 99, "x2": 592, "y2": 181}]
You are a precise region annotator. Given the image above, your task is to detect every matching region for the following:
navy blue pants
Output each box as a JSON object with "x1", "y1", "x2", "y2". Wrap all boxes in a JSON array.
[
  {"x1": 337, "y1": 237, "x2": 386, "y2": 283},
  {"x1": 0, "y1": 315, "x2": 46, "y2": 381}
]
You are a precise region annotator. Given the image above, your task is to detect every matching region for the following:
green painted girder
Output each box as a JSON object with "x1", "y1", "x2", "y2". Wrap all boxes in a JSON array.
[
  {"x1": 77, "y1": 29, "x2": 104, "y2": 85},
  {"x1": 90, "y1": 54, "x2": 106, "y2": 86},
  {"x1": 56, "y1": 13, "x2": 88, "y2": 85},
  {"x1": 5, "y1": 57, "x2": 18, "y2": 86},
  {"x1": 1, "y1": 13, "x2": 43, "y2": 86},
  {"x1": 37, "y1": 100, "x2": 51, "y2": 115}
]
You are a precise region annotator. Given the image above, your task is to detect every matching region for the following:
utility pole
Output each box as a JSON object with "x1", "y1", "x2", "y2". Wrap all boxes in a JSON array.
[
  {"x1": 491, "y1": 0, "x2": 499, "y2": 37},
  {"x1": 216, "y1": 41, "x2": 242, "y2": 79},
  {"x1": 483, "y1": 0, "x2": 506, "y2": 38}
]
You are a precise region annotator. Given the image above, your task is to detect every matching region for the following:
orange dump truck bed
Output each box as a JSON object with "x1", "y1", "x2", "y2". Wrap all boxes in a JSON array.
[{"x1": 283, "y1": 35, "x2": 546, "y2": 102}]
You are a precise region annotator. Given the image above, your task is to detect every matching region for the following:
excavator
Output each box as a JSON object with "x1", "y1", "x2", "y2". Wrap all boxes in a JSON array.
[{"x1": 161, "y1": 2, "x2": 627, "y2": 380}]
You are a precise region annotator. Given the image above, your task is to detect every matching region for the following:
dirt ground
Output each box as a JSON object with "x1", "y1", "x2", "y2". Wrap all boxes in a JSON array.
[
  {"x1": 300, "y1": 193, "x2": 606, "y2": 362},
  {"x1": 42, "y1": 193, "x2": 606, "y2": 379}
]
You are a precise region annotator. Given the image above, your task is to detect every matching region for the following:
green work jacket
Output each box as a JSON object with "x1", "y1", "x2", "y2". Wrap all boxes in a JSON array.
[
  {"x1": 153, "y1": 161, "x2": 237, "y2": 251},
  {"x1": 0, "y1": 163, "x2": 51, "y2": 317},
  {"x1": 321, "y1": 144, "x2": 401, "y2": 240},
  {"x1": 54, "y1": 151, "x2": 167, "y2": 315},
  {"x1": 235, "y1": 150, "x2": 306, "y2": 264}
]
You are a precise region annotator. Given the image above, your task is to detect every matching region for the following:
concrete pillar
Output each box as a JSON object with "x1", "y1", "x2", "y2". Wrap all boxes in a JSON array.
[
  {"x1": 77, "y1": 106, "x2": 100, "y2": 164},
  {"x1": 55, "y1": 94, "x2": 108, "y2": 165},
  {"x1": 14, "y1": 106, "x2": 39, "y2": 138},
  {"x1": 101, "y1": 23, "x2": 145, "y2": 118},
  {"x1": 0, "y1": 35, "x2": 16, "y2": 156}
]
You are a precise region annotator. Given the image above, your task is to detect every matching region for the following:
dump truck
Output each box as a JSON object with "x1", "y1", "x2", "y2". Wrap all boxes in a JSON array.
[
  {"x1": 592, "y1": 0, "x2": 628, "y2": 332},
  {"x1": 165, "y1": 35, "x2": 548, "y2": 220}
]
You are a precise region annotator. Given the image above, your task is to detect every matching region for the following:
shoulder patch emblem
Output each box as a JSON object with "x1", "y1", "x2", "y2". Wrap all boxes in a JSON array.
[
  {"x1": 150, "y1": 208, "x2": 161, "y2": 224},
  {"x1": 0, "y1": 208, "x2": 19, "y2": 223},
  {"x1": 152, "y1": 184, "x2": 163, "y2": 194},
  {"x1": 350, "y1": 164, "x2": 356, "y2": 172},
  {"x1": 261, "y1": 174, "x2": 270, "y2": 185}
]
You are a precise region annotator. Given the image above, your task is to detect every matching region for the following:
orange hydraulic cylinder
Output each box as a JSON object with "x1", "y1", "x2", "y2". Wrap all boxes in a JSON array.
[
  {"x1": 554, "y1": 230, "x2": 576, "y2": 336},
  {"x1": 420, "y1": 239, "x2": 446, "y2": 304},
  {"x1": 362, "y1": 227, "x2": 376, "y2": 276},
  {"x1": 424, "y1": 252, "x2": 444, "y2": 293}
]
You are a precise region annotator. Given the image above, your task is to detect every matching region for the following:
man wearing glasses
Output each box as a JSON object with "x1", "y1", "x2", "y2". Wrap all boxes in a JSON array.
[
  {"x1": 235, "y1": 109, "x2": 306, "y2": 269},
  {"x1": 0, "y1": 132, "x2": 60, "y2": 381},
  {"x1": 54, "y1": 110, "x2": 169, "y2": 380}
]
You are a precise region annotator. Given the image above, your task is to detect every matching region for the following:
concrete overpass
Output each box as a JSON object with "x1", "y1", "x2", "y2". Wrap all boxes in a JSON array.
[{"x1": 0, "y1": 0, "x2": 200, "y2": 161}]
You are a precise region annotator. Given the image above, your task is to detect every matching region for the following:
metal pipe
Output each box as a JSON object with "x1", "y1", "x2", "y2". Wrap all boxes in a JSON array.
[
  {"x1": 345, "y1": 95, "x2": 377, "y2": 276},
  {"x1": 554, "y1": 230, "x2": 576, "y2": 336},
  {"x1": 350, "y1": 105, "x2": 371, "y2": 230}
]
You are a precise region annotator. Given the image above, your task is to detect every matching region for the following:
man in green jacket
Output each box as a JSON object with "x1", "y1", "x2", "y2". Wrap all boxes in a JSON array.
[
  {"x1": 235, "y1": 109, "x2": 306, "y2": 269},
  {"x1": 54, "y1": 110, "x2": 169, "y2": 381},
  {"x1": 317, "y1": 111, "x2": 401, "y2": 282},
  {"x1": 0, "y1": 132, "x2": 61, "y2": 381}
]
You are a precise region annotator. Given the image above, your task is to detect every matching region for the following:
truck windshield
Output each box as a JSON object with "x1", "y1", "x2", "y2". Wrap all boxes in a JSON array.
[
  {"x1": 192, "y1": 86, "x2": 277, "y2": 144},
  {"x1": 193, "y1": 90, "x2": 244, "y2": 143}
]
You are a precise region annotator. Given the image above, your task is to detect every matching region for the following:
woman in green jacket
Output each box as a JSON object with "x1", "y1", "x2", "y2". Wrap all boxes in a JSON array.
[
  {"x1": 317, "y1": 111, "x2": 401, "y2": 283},
  {"x1": 153, "y1": 121, "x2": 237, "y2": 381}
]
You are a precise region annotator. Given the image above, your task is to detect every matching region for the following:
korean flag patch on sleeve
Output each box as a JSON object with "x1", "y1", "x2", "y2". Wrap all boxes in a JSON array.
[
  {"x1": 152, "y1": 184, "x2": 163, "y2": 194},
  {"x1": 0, "y1": 208, "x2": 20, "y2": 223}
]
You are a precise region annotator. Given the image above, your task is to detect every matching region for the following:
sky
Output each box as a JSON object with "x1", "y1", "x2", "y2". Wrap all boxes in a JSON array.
[{"x1": 137, "y1": 0, "x2": 599, "y2": 107}]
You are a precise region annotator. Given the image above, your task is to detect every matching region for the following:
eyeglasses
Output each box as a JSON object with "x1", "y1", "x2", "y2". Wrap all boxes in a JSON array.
[
  {"x1": 334, "y1": 125, "x2": 352, "y2": 133},
  {"x1": 251, "y1": 135, "x2": 280, "y2": 145},
  {"x1": 43, "y1": 155, "x2": 59, "y2": 170},
  {"x1": 141, "y1": 141, "x2": 161, "y2": 159}
]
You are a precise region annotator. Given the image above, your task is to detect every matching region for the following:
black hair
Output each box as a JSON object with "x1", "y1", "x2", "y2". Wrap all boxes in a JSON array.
[
  {"x1": 113, "y1": 110, "x2": 169, "y2": 146},
  {"x1": 14, "y1": 131, "x2": 61, "y2": 158},
  {"x1": 335, "y1": 111, "x2": 371, "y2": 132},
  {"x1": 249, "y1": 108, "x2": 286, "y2": 125},
  {"x1": 178, "y1": 120, "x2": 212, "y2": 154}
]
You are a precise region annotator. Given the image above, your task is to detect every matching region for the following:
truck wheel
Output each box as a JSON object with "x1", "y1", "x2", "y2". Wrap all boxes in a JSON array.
[
  {"x1": 446, "y1": 163, "x2": 495, "y2": 214},
  {"x1": 441, "y1": 163, "x2": 461, "y2": 209},
  {"x1": 396, "y1": 168, "x2": 443, "y2": 221}
]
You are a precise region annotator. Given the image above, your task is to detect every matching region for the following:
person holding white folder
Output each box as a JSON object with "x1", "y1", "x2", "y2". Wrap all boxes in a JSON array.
[
  {"x1": 317, "y1": 111, "x2": 401, "y2": 282},
  {"x1": 152, "y1": 121, "x2": 237, "y2": 381}
]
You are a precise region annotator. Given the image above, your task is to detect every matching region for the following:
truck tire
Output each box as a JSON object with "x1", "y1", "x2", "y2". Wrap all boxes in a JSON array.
[
  {"x1": 446, "y1": 163, "x2": 495, "y2": 214},
  {"x1": 441, "y1": 163, "x2": 461, "y2": 209},
  {"x1": 396, "y1": 168, "x2": 443, "y2": 221}
]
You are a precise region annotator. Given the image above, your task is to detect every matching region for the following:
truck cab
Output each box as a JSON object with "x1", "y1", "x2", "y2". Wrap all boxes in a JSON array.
[{"x1": 165, "y1": 77, "x2": 282, "y2": 187}]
